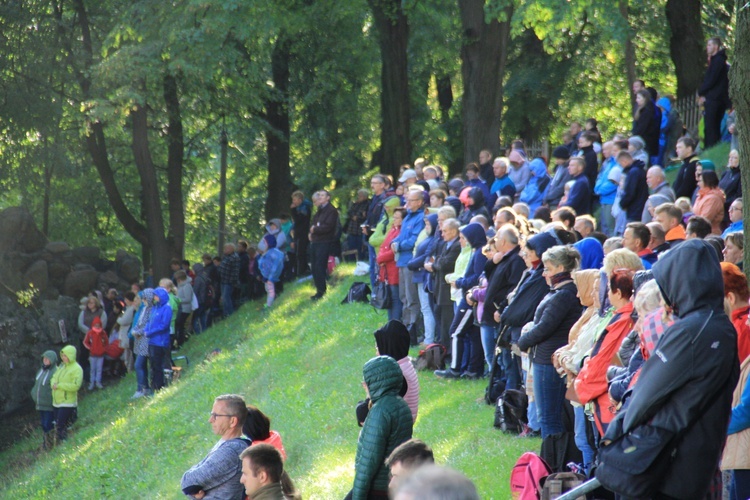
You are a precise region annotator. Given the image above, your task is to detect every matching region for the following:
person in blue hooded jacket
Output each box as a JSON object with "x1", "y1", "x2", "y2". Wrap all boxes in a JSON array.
[
  {"x1": 435, "y1": 223, "x2": 488, "y2": 379},
  {"x1": 258, "y1": 234, "x2": 285, "y2": 308},
  {"x1": 145, "y1": 287, "x2": 172, "y2": 391},
  {"x1": 574, "y1": 237, "x2": 604, "y2": 270},
  {"x1": 519, "y1": 158, "x2": 551, "y2": 214},
  {"x1": 392, "y1": 191, "x2": 426, "y2": 337},
  {"x1": 407, "y1": 213, "x2": 438, "y2": 344},
  {"x1": 656, "y1": 96, "x2": 684, "y2": 168}
]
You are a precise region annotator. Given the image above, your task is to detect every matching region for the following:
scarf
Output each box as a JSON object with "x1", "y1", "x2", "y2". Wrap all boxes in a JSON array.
[{"x1": 550, "y1": 271, "x2": 573, "y2": 288}]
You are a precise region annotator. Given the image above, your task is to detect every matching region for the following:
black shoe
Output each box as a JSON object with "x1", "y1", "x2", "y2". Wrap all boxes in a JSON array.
[
  {"x1": 460, "y1": 371, "x2": 480, "y2": 380},
  {"x1": 310, "y1": 294, "x2": 323, "y2": 301},
  {"x1": 434, "y1": 369, "x2": 461, "y2": 379}
]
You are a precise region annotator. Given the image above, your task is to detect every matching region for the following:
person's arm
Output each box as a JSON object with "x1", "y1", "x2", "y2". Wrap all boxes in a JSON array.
[
  {"x1": 575, "y1": 320, "x2": 631, "y2": 403},
  {"x1": 517, "y1": 291, "x2": 573, "y2": 351},
  {"x1": 698, "y1": 58, "x2": 724, "y2": 96},
  {"x1": 55, "y1": 365, "x2": 83, "y2": 392},
  {"x1": 180, "y1": 441, "x2": 244, "y2": 497},
  {"x1": 78, "y1": 311, "x2": 87, "y2": 335},
  {"x1": 618, "y1": 171, "x2": 637, "y2": 209},
  {"x1": 393, "y1": 217, "x2": 424, "y2": 254},
  {"x1": 83, "y1": 331, "x2": 92, "y2": 351},
  {"x1": 351, "y1": 408, "x2": 390, "y2": 500},
  {"x1": 728, "y1": 374, "x2": 750, "y2": 435}
]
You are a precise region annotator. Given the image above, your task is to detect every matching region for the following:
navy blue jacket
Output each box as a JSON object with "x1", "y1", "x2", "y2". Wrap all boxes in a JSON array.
[
  {"x1": 562, "y1": 174, "x2": 591, "y2": 215},
  {"x1": 619, "y1": 160, "x2": 649, "y2": 222}
]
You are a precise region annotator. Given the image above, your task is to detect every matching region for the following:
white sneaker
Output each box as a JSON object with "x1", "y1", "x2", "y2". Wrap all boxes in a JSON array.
[{"x1": 131, "y1": 390, "x2": 144, "y2": 399}]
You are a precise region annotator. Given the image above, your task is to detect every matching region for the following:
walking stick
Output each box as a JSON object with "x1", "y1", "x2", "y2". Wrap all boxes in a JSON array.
[{"x1": 555, "y1": 478, "x2": 601, "y2": 500}]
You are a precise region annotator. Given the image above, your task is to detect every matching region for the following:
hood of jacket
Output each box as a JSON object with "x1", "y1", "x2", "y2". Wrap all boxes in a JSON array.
[
  {"x1": 265, "y1": 219, "x2": 282, "y2": 234},
  {"x1": 574, "y1": 237, "x2": 604, "y2": 270},
  {"x1": 142, "y1": 288, "x2": 156, "y2": 306},
  {"x1": 444, "y1": 196, "x2": 462, "y2": 216},
  {"x1": 43, "y1": 350, "x2": 58, "y2": 366},
  {"x1": 363, "y1": 356, "x2": 403, "y2": 402},
  {"x1": 652, "y1": 239, "x2": 724, "y2": 318},
  {"x1": 529, "y1": 158, "x2": 549, "y2": 178},
  {"x1": 61, "y1": 345, "x2": 77, "y2": 364},
  {"x1": 153, "y1": 287, "x2": 170, "y2": 308},
  {"x1": 460, "y1": 222, "x2": 487, "y2": 249},
  {"x1": 468, "y1": 187, "x2": 485, "y2": 207},
  {"x1": 374, "y1": 320, "x2": 410, "y2": 360},
  {"x1": 573, "y1": 269, "x2": 599, "y2": 308},
  {"x1": 526, "y1": 232, "x2": 557, "y2": 258},
  {"x1": 656, "y1": 96, "x2": 671, "y2": 113},
  {"x1": 425, "y1": 214, "x2": 438, "y2": 237}
]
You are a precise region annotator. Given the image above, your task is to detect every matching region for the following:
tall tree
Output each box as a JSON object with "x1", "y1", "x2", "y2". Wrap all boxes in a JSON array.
[
  {"x1": 368, "y1": 0, "x2": 411, "y2": 177},
  {"x1": 619, "y1": 0, "x2": 637, "y2": 109},
  {"x1": 665, "y1": 0, "x2": 705, "y2": 100},
  {"x1": 734, "y1": 2, "x2": 750, "y2": 274},
  {"x1": 458, "y1": 0, "x2": 513, "y2": 170}
]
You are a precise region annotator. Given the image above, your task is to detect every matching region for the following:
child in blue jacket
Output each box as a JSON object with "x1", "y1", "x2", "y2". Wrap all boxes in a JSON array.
[{"x1": 258, "y1": 234, "x2": 285, "y2": 308}]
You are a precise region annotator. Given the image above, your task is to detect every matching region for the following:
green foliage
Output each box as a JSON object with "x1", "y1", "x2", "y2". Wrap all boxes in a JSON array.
[{"x1": 0, "y1": 267, "x2": 538, "y2": 498}]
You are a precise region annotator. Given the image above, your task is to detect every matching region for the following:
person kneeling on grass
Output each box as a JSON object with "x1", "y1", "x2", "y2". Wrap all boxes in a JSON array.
[
  {"x1": 181, "y1": 394, "x2": 250, "y2": 500},
  {"x1": 258, "y1": 234, "x2": 285, "y2": 309}
]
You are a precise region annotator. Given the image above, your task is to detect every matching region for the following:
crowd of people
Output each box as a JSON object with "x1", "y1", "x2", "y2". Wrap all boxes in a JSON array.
[{"x1": 26, "y1": 35, "x2": 746, "y2": 499}]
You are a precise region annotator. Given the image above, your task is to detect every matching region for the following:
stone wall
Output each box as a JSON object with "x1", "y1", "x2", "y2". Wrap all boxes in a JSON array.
[{"x1": 0, "y1": 207, "x2": 141, "y2": 416}]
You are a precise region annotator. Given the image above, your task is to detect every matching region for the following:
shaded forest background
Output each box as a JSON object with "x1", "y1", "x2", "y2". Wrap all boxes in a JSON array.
[{"x1": 0, "y1": 0, "x2": 738, "y2": 279}]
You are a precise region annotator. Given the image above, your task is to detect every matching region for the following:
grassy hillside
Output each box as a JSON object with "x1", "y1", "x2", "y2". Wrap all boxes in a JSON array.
[{"x1": 0, "y1": 267, "x2": 538, "y2": 498}]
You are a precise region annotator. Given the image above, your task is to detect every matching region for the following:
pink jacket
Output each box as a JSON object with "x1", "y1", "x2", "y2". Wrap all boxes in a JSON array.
[{"x1": 398, "y1": 357, "x2": 420, "y2": 422}]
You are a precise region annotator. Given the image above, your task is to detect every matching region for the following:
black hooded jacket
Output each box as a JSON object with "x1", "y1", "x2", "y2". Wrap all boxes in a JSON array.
[
  {"x1": 480, "y1": 245, "x2": 526, "y2": 326},
  {"x1": 699, "y1": 48, "x2": 730, "y2": 106},
  {"x1": 599, "y1": 239, "x2": 738, "y2": 498}
]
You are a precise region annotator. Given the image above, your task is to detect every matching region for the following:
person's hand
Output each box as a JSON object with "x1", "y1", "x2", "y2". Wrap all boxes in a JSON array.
[
  {"x1": 424, "y1": 262, "x2": 433, "y2": 272},
  {"x1": 492, "y1": 251, "x2": 503, "y2": 264},
  {"x1": 193, "y1": 490, "x2": 206, "y2": 500},
  {"x1": 493, "y1": 311, "x2": 501, "y2": 323},
  {"x1": 391, "y1": 242, "x2": 398, "y2": 253},
  {"x1": 465, "y1": 293, "x2": 474, "y2": 306},
  {"x1": 728, "y1": 123, "x2": 735, "y2": 134},
  {"x1": 698, "y1": 96, "x2": 706, "y2": 105},
  {"x1": 52, "y1": 383, "x2": 58, "y2": 390},
  {"x1": 511, "y1": 344, "x2": 522, "y2": 356}
]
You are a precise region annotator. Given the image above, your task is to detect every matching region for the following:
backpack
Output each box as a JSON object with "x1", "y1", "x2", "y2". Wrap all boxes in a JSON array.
[
  {"x1": 539, "y1": 472, "x2": 587, "y2": 500},
  {"x1": 341, "y1": 282, "x2": 371, "y2": 304},
  {"x1": 494, "y1": 389, "x2": 528, "y2": 433},
  {"x1": 510, "y1": 452, "x2": 552, "y2": 500},
  {"x1": 414, "y1": 343, "x2": 447, "y2": 371}
]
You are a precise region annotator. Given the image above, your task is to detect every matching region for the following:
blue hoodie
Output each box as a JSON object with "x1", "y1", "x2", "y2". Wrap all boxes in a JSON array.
[
  {"x1": 594, "y1": 157, "x2": 620, "y2": 205},
  {"x1": 455, "y1": 223, "x2": 488, "y2": 292},
  {"x1": 519, "y1": 158, "x2": 551, "y2": 213},
  {"x1": 145, "y1": 288, "x2": 173, "y2": 348},
  {"x1": 407, "y1": 214, "x2": 438, "y2": 284},
  {"x1": 574, "y1": 237, "x2": 604, "y2": 270},
  {"x1": 259, "y1": 234, "x2": 285, "y2": 283}
]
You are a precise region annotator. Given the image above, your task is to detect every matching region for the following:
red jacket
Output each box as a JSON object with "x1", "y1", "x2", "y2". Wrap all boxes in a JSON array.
[
  {"x1": 575, "y1": 301, "x2": 634, "y2": 435},
  {"x1": 84, "y1": 327, "x2": 109, "y2": 357},
  {"x1": 732, "y1": 306, "x2": 750, "y2": 363},
  {"x1": 376, "y1": 226, "x2": 400, "y2": 285}
]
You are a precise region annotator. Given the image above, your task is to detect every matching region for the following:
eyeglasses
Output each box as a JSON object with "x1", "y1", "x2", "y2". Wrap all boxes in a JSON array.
[
  {"x1": 209, "y1": 412, "x2": 233, "y2": 420},
  {"x1": 730, "y1": 206, "x2": 742, "y2": 212}
]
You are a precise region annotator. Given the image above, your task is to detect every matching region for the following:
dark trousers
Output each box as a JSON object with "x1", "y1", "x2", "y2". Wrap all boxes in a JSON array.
[
  {"x1": 309, "y1": 240, "x2": 331, "y2": 297},
  {"x1": 54, "y1": 406, "x2": 76, "y2": 441},
  {"x1": 40, "y1": 410, "x2": 55, "y2": 433},
  {"x1": 176, "y1": 311, "x2": 190, "y2": 347},
  {"x1": 149, "y1": 344, "x2": 168, "y2": 391},
  {"x1": 704, "y1": 100, "x2": 727, "y2": 149},
  {"x1": 501, "y1": 347, "x2": 522, "y2": 390},
  {"x1": 437, "y1": 303, "x2": 455, "y2": 354},
  {"x1": 296, "y1": 238, "x2": 310, "y2": 275},
  {"x1": 449, "y1": 299, "x2": 483, "y2": 374}
]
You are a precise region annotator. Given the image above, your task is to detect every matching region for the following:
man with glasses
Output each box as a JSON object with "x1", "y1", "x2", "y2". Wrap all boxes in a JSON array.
[
  {"x1": 181, "y1": 394, "x2": 250, "y2": 499},
  {"x1": 364, "y1": 175, "x2": 389, "y2": 288},
  {"x1": 722, "y1": 198, "x2": 743, "y2": 238}
]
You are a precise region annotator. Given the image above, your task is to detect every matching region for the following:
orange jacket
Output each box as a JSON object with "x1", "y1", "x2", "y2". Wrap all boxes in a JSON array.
[
  {"x1": 83, "y1": 327, "x2": 108, "y2": 357},
  {"x1": 575, "y1": 302, "x2": 634, "y2": 434}
]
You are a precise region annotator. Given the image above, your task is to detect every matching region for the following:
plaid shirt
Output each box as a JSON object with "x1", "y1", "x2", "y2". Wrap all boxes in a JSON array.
[
  {"x1": 218, "y1": 252, "x2": 240, "y2": 286},
  {"x1": 640, "y1": 307, "x2": 674, "y2": 360}
]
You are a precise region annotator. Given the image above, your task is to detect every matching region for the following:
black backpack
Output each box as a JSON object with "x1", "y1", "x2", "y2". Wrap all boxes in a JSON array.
[
  {"x1": 494, "y1": 389, "x2": 528, "y2": 433},
  {"x1": 341, "y1": 282, "x2": 371, "y2": 304}
]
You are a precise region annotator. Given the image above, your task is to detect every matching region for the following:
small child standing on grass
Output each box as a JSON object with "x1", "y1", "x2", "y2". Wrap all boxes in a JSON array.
[
  {"x1": 258, "y1": 234, "x2": 285, "y2": 308},
  {"x1": 83, "y1": 316, "x2": 107, "y2": 390}
]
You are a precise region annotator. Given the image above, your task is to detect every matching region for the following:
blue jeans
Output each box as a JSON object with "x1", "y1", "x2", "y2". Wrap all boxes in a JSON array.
[
  {"x1": 149, "y1": 345, "x2": 167, "y2": 391},
  {"x1": 221, "y1": 284, "x2": 234, "y2": 317},
  {"x1": 135, "y1": 354, "x2": 149, "y2": 391},
  {"x1": 599, "y1": 203, "x2": 615, "y2": 237},
  {"x1": 502, "y1": 347, "x2": 522, "y2": 391},
  {"x1": 731, "y1": 469, "x2": 750, "y2": 500},
  {"x1": 192, "y1": 306, "x2": 207, "y2": 334},
  {"x1": 532, "y1": 362, "x2": 567, "y2": 438},
  {"x1": 574, "y1": 405, "x2": 595, "y2": 473},
  {"x1": 387, "y1": 284, "x2": 402, "y2": 322},
  {"x1": 417, "y1": 285, "x2": 436, "y2": 344},
  {"x1": 40, "y1": 410, "x2": 54, "y2": 433},
  {"x1": 480, "y1": 325, "x2": 497, "y2": 373},
  {"x1": 368, "y1": 243, "x2": 378, "y2": 289}
]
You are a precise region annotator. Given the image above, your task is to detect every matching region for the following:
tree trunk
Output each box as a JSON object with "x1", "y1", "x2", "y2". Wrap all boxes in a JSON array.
[
  {"x1": 369, "y1": 0, "x2": 411, "y2": 177},
  {"x1": 436, "y1": 75, "x2": 453, "y2": 124},
  {"x1": 458, "y1": 0, "x2": 512, "y2": 170},
  {"x1": 665, "y1": 0, "x2": 705, "y2": 100},
  {"x1": 619, "y1": 0, "x2": 637, "y2": 110},
  {"x1": 163, "y1": 72, "x2": 185, "y2": 259},
  {"x1": 131, "y1": 104, "x2": 171, "y2": 281},
  {"x1": 264, "y1": 36, "x2": 295, "y2": 221},
  {"x1": 733, "y1": 3, "x2": 750, "y2": 275}
]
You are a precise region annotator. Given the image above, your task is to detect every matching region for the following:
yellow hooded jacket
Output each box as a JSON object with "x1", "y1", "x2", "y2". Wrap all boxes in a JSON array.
[{"x1": 51, "y1": 345, "x2": 83, "y2": 408}]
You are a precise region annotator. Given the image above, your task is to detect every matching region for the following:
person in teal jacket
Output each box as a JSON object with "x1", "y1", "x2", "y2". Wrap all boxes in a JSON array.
[
  {"x1": 31, "y1": 350, "x2": 58, "y2": 449},
  {"x1": 349, "y1": 356, "x2": 413, "y2": 500},
  {"x1": 51, "y1": 345, "x2": 83, "y2": 443}
]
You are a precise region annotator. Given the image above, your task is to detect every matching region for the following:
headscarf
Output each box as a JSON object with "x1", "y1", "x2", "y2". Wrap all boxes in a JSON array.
[
  {"x1": 131, "y1": 288, "x2": 155, "y2": 336},
  {"x1": 374, "y1": 320, "x2": 411, "y2": 361},
  {"x1": 567, "y1": 269, "x2": 600, "y2": 344},
  {"x1": 574, "y1": 237, "x2": 604, "y2": 270}
]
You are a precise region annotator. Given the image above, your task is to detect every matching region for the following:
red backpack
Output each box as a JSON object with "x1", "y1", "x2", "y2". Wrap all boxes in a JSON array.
[{"x1": 510, "y1": 452, "x2": 552, "y2": 499}]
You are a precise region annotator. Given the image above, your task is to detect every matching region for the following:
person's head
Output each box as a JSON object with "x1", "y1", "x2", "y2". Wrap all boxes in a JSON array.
[
  {"x1": 170, "y1": 258, "x2": 181, "y2": 271},
  {"x1": 441, "y1": 218, "x2": 460, "y2": 241},
  {"x1": 316, "y1": 190, "x2": 331, "y2": 206},
  {"x1": 613, "y1": 139, "x2": 629, "y2": 155},
  {"x1": 399, "y1": 169, "x2": 418, "y2": 186},
  {"x1": 202, "y1": 253, "x2": 212, "y2": 266},
  {"x1": 628, "y1": 136, "x2": 645, "y2": 154},
  {"x1": 542, "y1": 245, "x2": 581, "y2": 284},
  {"x1": 495, "y1": 224, "x2": 520, "y2": 253},
  {"x1": 223, "y1": 243, "x2": 236, "y2": 255},
  {"x1": 685, "y1": 216, "x2": 712, "y2": 239},
  {"x1": 635, "y1": 88, "x2": 651, "y2": 109},
  {"x1": 574, "y1": 216, "x2": 595, "y2": 238},
  {"x1": 723, "y1": 232, "x2": 744, "y2": 265},
  {"x1": 675, "y1": 136, "x2": 696, "y2": 160},
  {"x1": 209, "y1": 394, "x2": 247, "y2": 439},
  {"x1": 508, "y1": 150, "x2": 524, "y2": 168},
  {"x1": 721, "y1": 262, "x2": 750, "y2": 314},
  {"x1": 370, "y1": 175, "x2": 387, "y2": 196},
  {"x1": 632, "y1": 79, "x2": 645, "y2": 94},
  {"x1": 158, "y1": 278, "x2": 175, "y2": 292},
  {"x1": 422, "y1": 166, "x2": 438, "y2": 181},
  {"x1": 654, "y1": 203, "x2": 683, "y2": 233},
  {"x1": 729, "y1": 198, "x2": 743, "y2": 224},
  {"x1": 393, "y1": 465, "x2": 479, "y2": 500},
  {"x1": 699, "y1": 170, "x2": 719, "y2": 190},
  {"x1": 552, "y1": 146, "x2": 570, "y2": 165},
  {"x1": 123, "y1": 290, "x2": 136, "y2": 306},
  {"x1": 567, "y1": 157, "x2": 585, "y2": 177},
  {"x1": 512, "y1": 202, "x2": 530, "y2": 219},
  {"x1": 577, "y1": 131, "x2": 593, "y2": 149},
  {"x1": 623, "y1": 223, "x2": 650, "y2": 253},
  {"x1": 552, "y1": 207, "x2": 576, "y2": 230},
  {"x1": 569, "y1": 121, "x2": 582, "y2": 136},
  {"x1": 707, "y1": 37, "x2": 722, "y2": 56},
  {"x1": 174, "y1": 270, "x2": 187, "y2": 284},
  {"x1": 646, "y1": 166, "x2": 666, "y2": 190},
  {"x1": 479, "y1": 149, "x2": 492, "y2": 165},
  {"x1": 86, "y1": 295, "x2": 101, "y2": 312},
  {"x1": 464, "y1": 163, "x2": 479, "y2": 181},
  {"x1": 617, "y1": 150, "x2": 634, "y2": 168},
  {"x1": 429, "y1": 189, "x2": 446, "y2": 208},
  {"x1": 608, "y1": 268, "x2": 635, "y2": 307},
  {"x1": 603, "y1": 248, "x2": 644, "y2": 275},
  {"x1": 492, "y1": 157, "x2": 508, "y2": 179},
  {"x1": 494, "y1": 207, "x2": 517, "y2": 229},
  {"x1": 391, "y1": 208, "x2": 406, "y2": 227},
  {"x1": 533, "y1": 206, "x2": 552, "y2": 223},
  {"x1": 385, "y1": 439, "x2": 435, "y2": 493},
  {"x1": 240, "y1": 444, "x2": 284, "y2": 497},
  {"x1": 585, "y1": 117, "x2": 598, "y2": 131},
  {"x1": 405, "y1": 190, "x2": 424, "y2": 212},
  {"x1": 243, "y1": 405, "x2": 271, "y2": 441},
  {"x1": 603, "y1": 236, "x2": 624, "y2": 255},
  {"x1": 728, "y1": 149, "x2": 739, "y2": 169},
  {"x1": 646, "y1": 222, "x2": 667, "y2": 250},
  {"x1": 495, "y1": 195, "x2": 513, "y2": 209},
  {"x1": 602, "y1": 141, "x2": 613, "y2": 159},
  {"x1": 291, "y1": 190, "x2": 305, "y2": 208}
]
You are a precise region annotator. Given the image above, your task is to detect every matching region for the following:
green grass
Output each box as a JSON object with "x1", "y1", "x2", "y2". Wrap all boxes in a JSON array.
[{"x1": 0, "y1": 266, "x2": 538, "y2": 498}]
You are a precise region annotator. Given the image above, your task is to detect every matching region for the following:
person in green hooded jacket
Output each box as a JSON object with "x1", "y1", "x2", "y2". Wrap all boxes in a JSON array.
[
  {"x1": 347, "y1": 356, "x2": 413, "y2": 500},
  {"x1": 51, "y1": 345, "x2": 83, "y2": 442},
  {"x1": 31, "y1": 350, "x2": 58, "y2": 449}
]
